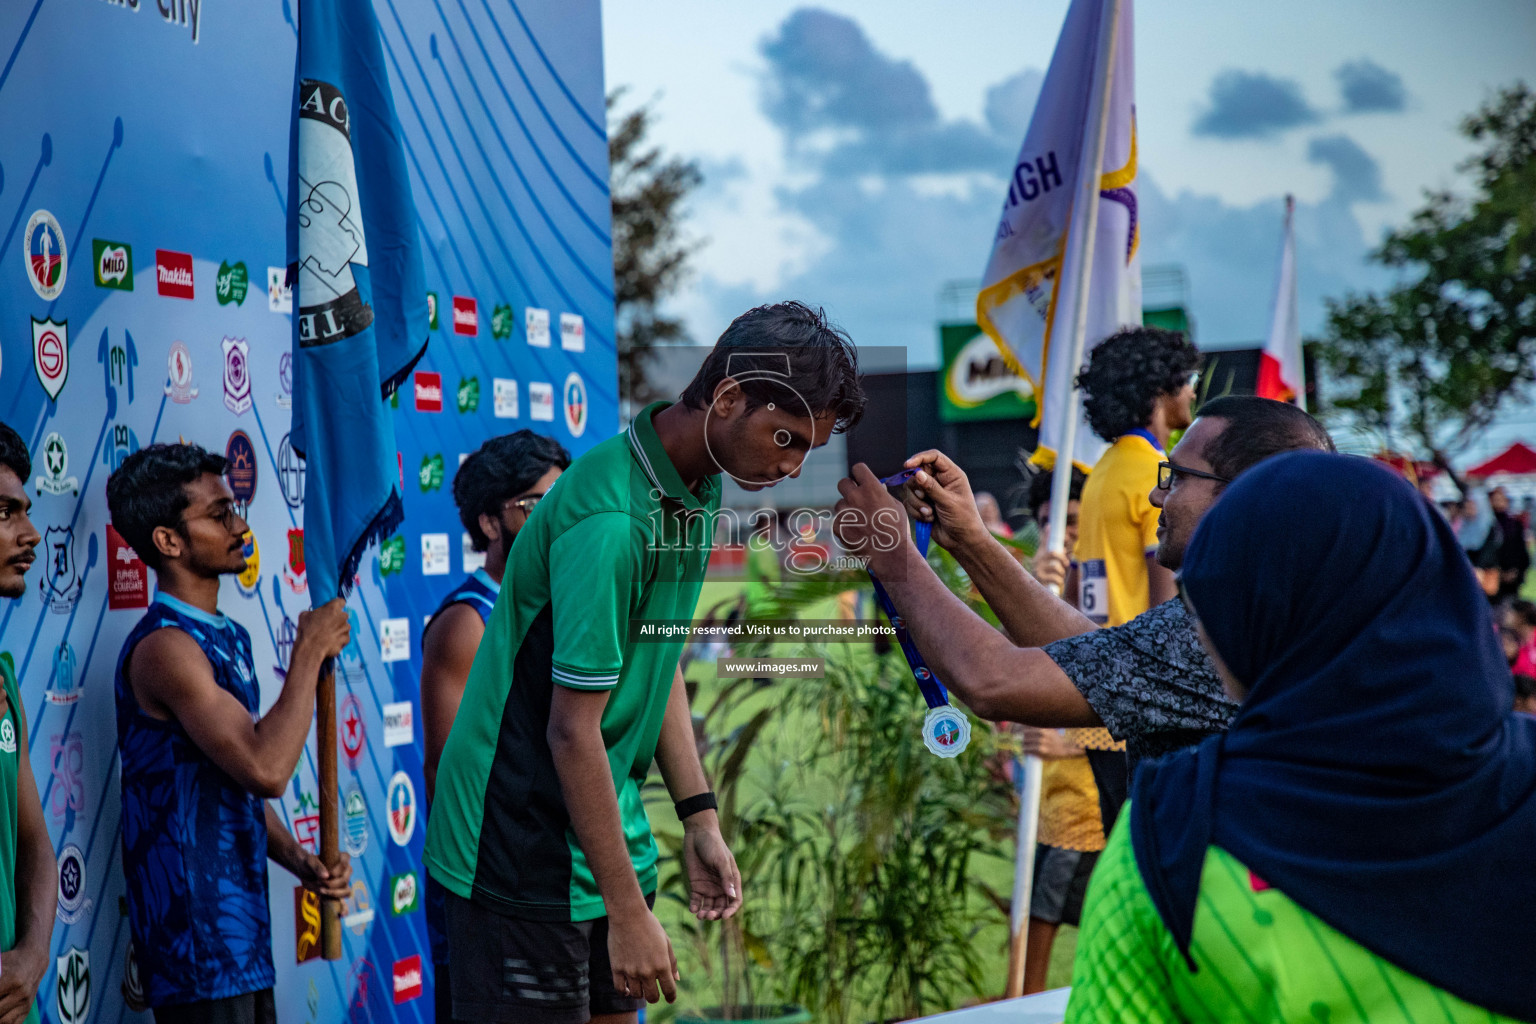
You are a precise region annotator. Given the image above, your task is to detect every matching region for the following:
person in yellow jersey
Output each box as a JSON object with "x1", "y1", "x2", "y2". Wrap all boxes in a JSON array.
[{"x1": 1065, "y1": 327, "x2": 1201, "y2": 832}]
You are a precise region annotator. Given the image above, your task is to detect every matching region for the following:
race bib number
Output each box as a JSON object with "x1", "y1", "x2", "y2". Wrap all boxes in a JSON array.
[{"x1": 1080, "y1": 559, "x2": 1109, "y2": 625}]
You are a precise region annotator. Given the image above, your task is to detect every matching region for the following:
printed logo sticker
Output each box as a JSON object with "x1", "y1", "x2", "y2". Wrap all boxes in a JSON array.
[
  {"x1": 418, "y1": 453, "x2": 445, "y2": 492},
  {"x1": 529, "y1": 381, "x2": 554, "y2": 422},
  {"x1": 0, "y1": 718, "x2": 14, "y2": 755},
  {"x1": 108, "y1": 524, "x2": 149, "y2": 610},
  {"x1": 40, "y1": 526, "x2": 81, "y2": 614},
  {"x1": 236, "y1": 531, "x2": 260, "y2": 598},
  {"x1": 426, "y1": 291, "x2": 439, "y2": 330},
  {"x1": 93, "y1": 239, "x2": 132, "y2": 291},
  {"x1": 278, "y1": 434, "x2": 306, "y2": 509},
  {"x1": 378, "y1": 534, "x2": 405, "y2": 576},
  {"x1": 284, "y1": 528, "x2": 307, "y2": 593},
  {"x1": 343, "y1": 880, "x2": 374, "y2": 936},
  {"x1": 216, "y1": 260, "x2": 250, "y2": 305},
  {"x1": 453, "y1": 295, "x2": 477, "y2": 336},
  {"x1": 222, "y1": 337, "x2": 252, "y2": 415},
  {"x1": 564, "y1": 372, "x2": 588, "y2": 437},
  {"x1": 277, "y1": 351, "x2": 293, "y2": 409},
  {"x1": 389, "y1": 871, "x2": 419, "y2": 915},
  {"x1": 102, "y1": 334, "x2": 138, "y2": 405},
  {"x1": 46, "y1": 640, "x2": 80, "y2": 705},
  {"x1": 525, "y1": 306, "x2": 551, "y2": 347},
  {"x1": 268, "y1": 266, "x2": 293, "y2": 313},
  {"x1": 164, "y1": 341, "x2": 199, "y2": 403},
  {"x1": 57, "y1": 843, "x2": 91, "y2": 924},
  {"x1": 493, "y1": 377, "x2": 518, "y2": 419},
  {"x1": 457, "y1": 376, "x2": 480, "y2": 413},
  {"x1": 32, "y1": 317, "x2": 69, "y2": 401},
  {"x1": 421, "y1": 533, "x2": 449, "y2": 576},
  {"x1": 383, "y1": 702, "x2": 413, "y2": 747},
  {"x1": 123, "y1": 941, "x2": 146, "y2": 1013},
  {"x1": 295, "y1": 887, "x2": 322, "y2": 963},
  {"x1": 49, "y1": 732, "x2": 85, "y2": 826},
  {"x1": 491, "y1": 302, "x2": 513, "y2": 339},
  {"x1": 56, "y1": 947, "x2": 89, "y2": 1024},
  {"x1": 392, "y1": 955, "x2": 423, "y2": 1004},
  {"x1": 25, "y1": 210, "x2": 66, "y2": 300},
  {"x1": 414, "y1": 371, "x2": 442, "y2": 412},
  {"x1": 340, "y1": 693, "x2": 365, "y2": 768},
  {"x1": 155, "y1": 248, "x2": 194, "y2": 299},
  {"x1": 559, "y1": 312, "x2": 585, "y2": 352},
  {"x1": 224, "y1": 431, "x2": 257, "y2": 513},
  {"x1": 343, "y1": 786, "x2": 369, "y2": 857},
  {"x1": 380, "y1": 617, "x2": 410, "y2": 663},
  {"x1": 104, "y1": 423, "x2": 140, "y2": 474},
  {"x1": 36, "y1": 432, "x2": 79, "y2": 496}
]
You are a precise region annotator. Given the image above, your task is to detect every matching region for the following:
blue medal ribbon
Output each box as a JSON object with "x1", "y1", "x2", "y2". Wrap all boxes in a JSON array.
[{"x1": 871, "y1": 469, "x2": 949, "y2": 710}]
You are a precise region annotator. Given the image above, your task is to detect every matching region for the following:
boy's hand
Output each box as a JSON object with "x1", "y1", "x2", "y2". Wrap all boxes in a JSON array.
[
  {"x1": 608, "y1": 905, "x2": 679, "y2": 1004},
  {"x1": 683, "y1": 823, "x2": 742, "y2": 921}
]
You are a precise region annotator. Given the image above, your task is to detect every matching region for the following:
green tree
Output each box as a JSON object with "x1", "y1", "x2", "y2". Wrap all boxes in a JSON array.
[
  {"x1": 1319, "y1": 83, "x2": 1536, "y2": 462},
  {"x1": 610, "y1": 89, "x2": 703, "y2": 408}
]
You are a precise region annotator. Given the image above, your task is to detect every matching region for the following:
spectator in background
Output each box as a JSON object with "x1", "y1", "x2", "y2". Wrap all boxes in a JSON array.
[
  {"x1": 1515, "y1": 673, "x2": 1536, "y2": 716},
  {"x1": 1491, "y1": 487, "x2": 1530, "y2": 602},
  {"x1": 1025, "y1": 468, "x2": 1086, "y2": 602},
  {"x1": 975, "y1": 491, "x2": 1014, "y2": 539},
  {"x1": 1066, "y1": 452, "x2": 1536, "y2": 1023}
]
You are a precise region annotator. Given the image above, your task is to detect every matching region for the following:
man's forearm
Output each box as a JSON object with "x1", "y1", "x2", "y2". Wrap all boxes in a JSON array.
[
  {"x1": 265, "y1": 804, "x2": 306, "y2": 876},
  {"x1": 12, "y1": 818, "x2": 53, "y2": 958},
  {"x1": 950, "y1": 534, "x2": 1096, "y2": 646},
  {"x1": 253, "y1": 649, "x2": 325, "y2": 784},
  {"x1": 654, "y1": 670, "x2": 710, "y2": 805},
  {"x1": 551, "y1": 728, "x2": 650, "y2": 919},
  {"x1": 876, "y1": 543, "x2": 1095, "y2": 724}
]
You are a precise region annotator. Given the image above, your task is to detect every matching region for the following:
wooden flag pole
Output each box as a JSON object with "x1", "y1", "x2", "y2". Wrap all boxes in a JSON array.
[
  {"x1": 1004, "y1": 0, "x2": 1123, "y2": 999},
  {"x1": 317, "y1": 657, "x2": 343, "y2": 960}
]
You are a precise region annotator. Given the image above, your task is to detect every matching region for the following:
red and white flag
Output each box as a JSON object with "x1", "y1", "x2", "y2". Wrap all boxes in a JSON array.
[{"x1": 1257, "y1": 195, "x2": 1305, "y2": 409}]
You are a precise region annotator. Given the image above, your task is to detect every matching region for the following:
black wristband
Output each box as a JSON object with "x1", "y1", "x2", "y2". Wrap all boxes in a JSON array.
[{"x1": 674, "y1": 791, "x2": 718, "y2": 821}]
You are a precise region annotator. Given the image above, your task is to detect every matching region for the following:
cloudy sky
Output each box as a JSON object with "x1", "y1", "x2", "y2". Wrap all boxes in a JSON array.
[{"x1": 602, "y1": 0, "x2": 1534, "y2": 390}]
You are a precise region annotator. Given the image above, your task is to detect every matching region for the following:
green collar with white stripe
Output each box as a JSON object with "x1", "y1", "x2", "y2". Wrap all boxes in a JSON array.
[{"x1": 627, "y1": 401, "x2": 720, "y2": 512}]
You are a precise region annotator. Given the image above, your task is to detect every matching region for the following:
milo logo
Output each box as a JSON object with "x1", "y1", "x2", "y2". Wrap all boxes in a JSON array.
[{"x1": 93, "y1": 239, "x2": 133, "y2": 291}]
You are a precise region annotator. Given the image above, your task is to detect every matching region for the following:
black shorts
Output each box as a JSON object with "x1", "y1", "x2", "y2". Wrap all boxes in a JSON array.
[
  {"x1": 153, "y1": 989, "x2": 275, "y2": 1024},
  {"x1": 445, "y1": 889, "x2": 657, "y2": 1024},
  {"x1": 1029, "y1": 845, "x2": 1100, "y2": 927}
]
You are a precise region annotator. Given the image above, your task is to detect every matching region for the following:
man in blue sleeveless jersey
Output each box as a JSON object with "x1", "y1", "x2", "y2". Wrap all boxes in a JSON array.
[
  {"x1": 106, "y1": 444, "x2": 353, "y2": 1024},
  {"x1": 421, "y1": 430, "x2": 569, "y2": 1024},
  {"x1": 0, "y1": 422, "x2": 59, "y2": 1024}
]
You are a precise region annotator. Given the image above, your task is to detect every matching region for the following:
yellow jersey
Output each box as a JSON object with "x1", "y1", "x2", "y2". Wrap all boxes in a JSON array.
[{"x1": 1074, "y1": 431, "x2": 1163, "y2": 628}]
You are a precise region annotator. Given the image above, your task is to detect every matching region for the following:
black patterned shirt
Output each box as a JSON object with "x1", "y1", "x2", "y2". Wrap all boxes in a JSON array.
[{"x1": 1044, "y1": 598, "x2": 1238, "y2": 770}]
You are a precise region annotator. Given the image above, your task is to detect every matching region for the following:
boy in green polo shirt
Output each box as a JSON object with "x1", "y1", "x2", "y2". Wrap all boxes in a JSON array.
[{"x1": 426, "y1": 302, "x2": 865, "y2": 1023}]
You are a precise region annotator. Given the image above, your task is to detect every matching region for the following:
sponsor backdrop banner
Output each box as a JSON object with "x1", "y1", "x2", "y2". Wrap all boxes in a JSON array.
[{"x1": 0, "y1": 2, "x2": 613, "y2": 1021}]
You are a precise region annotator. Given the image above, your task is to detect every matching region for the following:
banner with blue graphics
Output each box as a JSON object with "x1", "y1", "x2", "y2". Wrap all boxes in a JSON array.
[{"x1": 0, "y1": 2, "x2": 614, "y2": 1020}]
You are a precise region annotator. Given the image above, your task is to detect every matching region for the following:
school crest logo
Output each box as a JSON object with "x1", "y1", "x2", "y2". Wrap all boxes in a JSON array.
[
  {"x1": 295, "y1": 78, "x2": 375, "y2": 347},
  {"x1": 56, "y1": 946, "x2": 89, "y2": 1024},
  {"x1": 563, "y1": 372, "x2": 587, "y2": 437},
  {"x1": 104, "y1": 423, "x2": 141, "y2": 474},
  {"x1": 0, "y1": 719, "x2": 14, "y2": 755},
  {"x1": 57, "y1": 843, "x2": 91, "y2": 924},
  {"x1": 295, "y1": 887, "x2": 322, "y2": 963},
  {"x1": 40, "y1": 526, "x2": 81, "y2": 614},
  {"x1": 278, "y1": 433, "x2": 306, "y2": 509},
  {"x1": 36, "y1": 433, "x2": 79, "y2": 496},
  {"x1": 47, "y1": 640, "x2": 80, "y2": 705},
  {"x1": 32, "y1": 317, "x2": 69, "y2": 401},
  {"x1": 24, "y1": 210, "x2": 66, "y2": 300},
  {"x1": 284, "y1": 528, "x2": 307, "y2": 593},
  {"x1": 122, "y1": 941, "x2": 146, "y2": 1012},
  {"x1": 222, "y1": 337, "x2": 252, "y2": 415},
  {"x1": 386, "y1": 771, "x2": 416, "y2": 846},
  {"x1": 93, "y1": 239, "x2": 132, "y2": 290},
  {"x1": 101, "y1": 331, "x2": 138, "y2": 405},
  {"x1": 225, "y1": 431, "x2": 258, "y2": 514},
  {"x1": 237, "y1": 531, "x2": 261, "y2": 597},
  {"x1": 343, "y1": 786, "x2": 369, "y2": 856},
  {"x1": 165, "y1": 341, "x2": 198, "y2": 403},
  {"x1": 340, "y1": 693, "x2": 365, "y2": 768}
]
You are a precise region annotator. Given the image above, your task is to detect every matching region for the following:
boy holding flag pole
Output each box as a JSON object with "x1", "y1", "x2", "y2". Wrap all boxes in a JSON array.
[{"x1": 286, "y1": 0, "x2": 431, "y2": 959}]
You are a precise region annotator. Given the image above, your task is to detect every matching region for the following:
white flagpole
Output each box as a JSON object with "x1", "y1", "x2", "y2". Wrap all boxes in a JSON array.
[{"x1": 1006, "y1": 0, "x2": 1124, "y2": 998}]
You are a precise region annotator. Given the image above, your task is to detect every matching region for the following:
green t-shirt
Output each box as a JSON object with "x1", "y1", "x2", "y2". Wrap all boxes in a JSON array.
[
  {"x1": 425, "y1": 402, "x2": 721, "y2": 922},
  {"x1": 0, "y1": 655, "x2": 37, "y2": 1024},
  {"x1": 1066, "y1": 806, "x2": 1519, "y2": 1024}
]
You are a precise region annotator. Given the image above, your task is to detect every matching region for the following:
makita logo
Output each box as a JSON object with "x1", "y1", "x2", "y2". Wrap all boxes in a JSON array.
[
  {"x1": 155, "y1": 250, "x2": 194, "y2": 299},
  {"x1": 414, "y1": 372, "x2": 443, "y2": 412},
  {"x1": 452, "y1": 296, "x2": 477, "y2": 336},
  {"x1": 392, "y1": 955, "x2": 423, "y2": 1003}
]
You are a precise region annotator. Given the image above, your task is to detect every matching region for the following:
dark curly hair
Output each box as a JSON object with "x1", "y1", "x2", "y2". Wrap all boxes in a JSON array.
[
  {"x1": 454, "y1": 431, "x2": 571, "y2": 551},
  {"x1": 678, "y1": 301, "x2": 866, "y2": 433},
  {"x1": 106, "y1": 443, "x2": 227, "y2": 570},
  {"x1": 1075, "y1": 327, "x2": 1201, "y2": 442},
  {"x1": 1026, "y1": 466, "x2": 1088, "y2": 522},
  {"x1": 0, "y1": 421, "x2": 30, "y2": 482}
]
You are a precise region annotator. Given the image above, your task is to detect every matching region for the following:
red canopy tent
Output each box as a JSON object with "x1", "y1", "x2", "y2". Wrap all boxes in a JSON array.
[{"x1": 1466, "y1": 442, "x2": 1536, "y2": 479}]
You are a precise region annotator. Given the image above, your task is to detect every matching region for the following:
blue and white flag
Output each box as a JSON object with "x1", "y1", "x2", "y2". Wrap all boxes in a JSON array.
[{"x1": 287, "y1": 0, "x2": 428, "y2": 603}]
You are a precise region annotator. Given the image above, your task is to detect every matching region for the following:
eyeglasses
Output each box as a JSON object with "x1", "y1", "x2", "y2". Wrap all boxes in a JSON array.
[
  {"x1": 1157, "y1": 461, "x2": 1230, "y2": 492},
  {"x1": 502, "y1": 494, "x2": 545, "y2": 516},
  {"x1": 182, "y1": 502, "x2": 243, "y2": 534}
]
